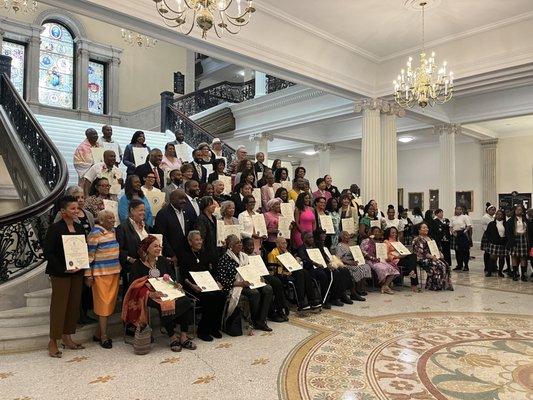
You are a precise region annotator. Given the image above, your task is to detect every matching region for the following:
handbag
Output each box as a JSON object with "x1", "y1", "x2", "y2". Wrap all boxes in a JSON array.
[
  {"x1": 133, "y1": 324, "x2": 152, "y2": 355},
  {"x1": 223, "y1": 308, "x2": 243, "y2": 337}
]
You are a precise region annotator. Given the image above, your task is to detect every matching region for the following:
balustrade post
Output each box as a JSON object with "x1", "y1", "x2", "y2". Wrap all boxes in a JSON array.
[{"x1": 160, "y1": 91, "x2": 175, "y2": 132}]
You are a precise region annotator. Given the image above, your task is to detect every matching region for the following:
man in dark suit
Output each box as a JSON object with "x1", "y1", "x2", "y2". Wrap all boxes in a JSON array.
[
  {"x1": 154, "y1": 189, "x2": 191, "y2": 264},
  {"x1": 190, "y1": 149, "x2": 208, "y2": 185},
  {"x1": 184, "y1": 179, "x2": 201, "y2": 227},
  {"x1": 134, "y1": 148, "x2": 165, "y2": 189},
  {"x1": 230, "y1": 182, "x2": 253, "y2": 217}
]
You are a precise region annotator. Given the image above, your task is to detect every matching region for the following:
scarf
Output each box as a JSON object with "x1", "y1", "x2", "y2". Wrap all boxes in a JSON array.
[{"x1": 225, "y1": 250, "x2": 247, "y2": 318}]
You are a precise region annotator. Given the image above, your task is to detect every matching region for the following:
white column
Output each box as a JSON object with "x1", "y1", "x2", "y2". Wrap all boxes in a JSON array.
[
  {"x1": 74, "y1": 41, "x2": 89, "y2": 112},
  {"x1": 438, "y1": 124, "x2": 458, "y2": 216},
  {"x1": 184, "y1": 49, "x2": 195, "y2": 94},
  {"x1": 250, "y1": 132, "x2": 273, "y2": 161},
  {"x1": 26, "y1": 29, "x2": 41, "y2": 104},
  {"x1": 315, "y1": 144, "x2": 334, "y2": 175},
  {"x1": 480, "y1": 139, "x2": 498, "y2": 207},
  {"x1": 107, "y1": 56, "x2": 121, "y2": 115},
  {"x1": 356, "y1": 99, "x2": 382, "y2": 205},
  {"x1": 380, "y1": 110, "x2": 400, "y2": 209},
  {"x1": 255, "y1": 71, "x2": 267, "y2": 98}
]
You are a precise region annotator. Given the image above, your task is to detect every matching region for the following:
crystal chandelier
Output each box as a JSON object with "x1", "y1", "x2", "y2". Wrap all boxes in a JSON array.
[
  {"x1": 121, "y1": 29, "x2": 157, "y2": 48},
  {"x1": 3, "y1": 0, "x2": 37, "y2": 13},
  {"x1": 153, "y1": 0, "x2": 255, "y2": 39},
  {"x1": 393, "y1": 1, "x2": 454, "y2": 108}
]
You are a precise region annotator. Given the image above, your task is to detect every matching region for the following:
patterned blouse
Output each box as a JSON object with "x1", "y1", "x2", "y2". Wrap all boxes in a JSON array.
[
  {"x1": 412, "y1": 235, "x2": 434, "y2": 261},
  {"x1": 86, "y1": 225, "x2": 121, "y2": 277},
  {"x1": 85, "y1": 194, "x2": 118, "y2": 218},
  {"x1": 214, "y1": 252, "x2": 240, "y2": 294}
]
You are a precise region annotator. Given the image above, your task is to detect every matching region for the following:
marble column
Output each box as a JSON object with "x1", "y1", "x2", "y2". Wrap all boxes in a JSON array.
[
  {"x1": 480, "y1": 139, "x2": 498, "y2": 207},
  {"x1": 184, "y1": 49, "x2": 195, "y2": 94},
  {"x1": 380, "y1": 106, "x2": 402, "y2": 209},
  {"x1": 255, "y1": 71, "x2": 267, "y2": 98},
  {"x1": 107, "y1": 56, "x2": 121, "y2": 115},
  {"x1": 250, "y1": 132, "x2": 273, "y2": 161},
  {"x1": 74, "y1": 42, "x2": 90, "y2": 112},
  {"x1": 26, "y1": 30, "x2": 41, "y2": 104},
  {"x1": 314, "y1": 144, "x2": 335, "y2": 176},
  {"x1": 437, "y1": 124, "x2": 458, "y2": 216}
]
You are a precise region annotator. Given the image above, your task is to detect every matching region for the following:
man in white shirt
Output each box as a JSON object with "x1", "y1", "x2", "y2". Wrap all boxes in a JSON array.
[
  {"x1": 83, "y1": 150, "x2": 124, "y2": 196},
  {"x1": 167, "y1": 128, "x2": 193, "y2": 164},
  {"x1": 450, "y1": 206, "x2": 472, "y2": 271},
  {"x1": 212, "y1": 138, "x2": 224, "y2": 158},
  {"x1": 97, "y1": 125, "x2": 123, "y2": 165}
]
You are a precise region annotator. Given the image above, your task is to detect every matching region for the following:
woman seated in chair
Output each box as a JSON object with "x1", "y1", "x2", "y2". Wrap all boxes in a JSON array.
[
  {"x1": 383, "y1": 226, "x2": 420, "y2": 292},
  {"x1": 412, "y1": 223, "x2": 454, "y2": 291},
  {"x1": 335, "y1": 230, "x2": 371, "y2": 301},
  {"x1": 360, "y1": 226, "x2": 400, "y2": 294},
  {"x1": 215, "y1": 234, "x2": 273, "y2": 332},
  {"x1": 181, "y1": 230, "x2": 227, "y2": 342},
  {"x1": 124, "y1": 235, "x2": 197, "y2": 352}
]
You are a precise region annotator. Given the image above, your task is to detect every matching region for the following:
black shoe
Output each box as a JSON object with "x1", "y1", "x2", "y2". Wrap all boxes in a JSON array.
[
  {"x1": 485, "y1": 272, "x2": 492, "y2": 277},
  {"x1": 331, "y1": 299, "x2": 344, "y2": 307},
  {"x1": 352, "y1": 293, "x2": 366, "y2": 301},
  {"x1": 93, "y1": 335, "x2": 101, "y2": 343},
  {"x1": 100, "y1": 338, "x2": 113, "y2": 349},
  {"x1": 521, "y1": 275, "x2": 528, "y2": 282},
  {"x1": 323, "y1": 302, "x2": 331, "y2": 309},
  {"x1": 513, "y1": 275, "x2": 520, "y2": 281},
  {"x1": 211, "y1": 331, "x2": 222, "y2": 339},
  {"x1": 503, "y1": 268, "x2": 510, "y2": 274},
  {"x1": 198, "y1": 332, "x2": 213, "y2": 342},
  {"x1": 498, "y1": 271, "x2": 505, "y2": 277},
  {"x1": 462, "y1": 266, "x2": 469, "y2": 272},
  {"x1": 453, "y1": 267, "x2": 462, "y2": 271},
  {"x1": 269, "y1": 314, "x2": 286, "y2": 323},
  {"x1": 254, "y1": 322, "x2": 272, "y2": 332},
  {"x1": 341, "y1": 295, "x2": 353, "y2": 305}
]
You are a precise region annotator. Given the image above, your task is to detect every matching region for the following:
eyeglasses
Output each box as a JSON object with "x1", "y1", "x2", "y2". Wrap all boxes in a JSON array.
[{"x1": 98, "y1": 184, "x2": 111, "y2": 188}]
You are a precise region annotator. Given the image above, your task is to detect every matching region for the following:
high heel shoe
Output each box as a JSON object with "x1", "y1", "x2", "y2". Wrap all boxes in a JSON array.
[{"x1": 60, "y1": 342, "x2": 85, "y2": 350}]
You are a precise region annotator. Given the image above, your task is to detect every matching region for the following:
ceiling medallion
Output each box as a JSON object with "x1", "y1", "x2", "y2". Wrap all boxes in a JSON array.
[
  {"x1": 3, "y1": 0, "x2": 37, "y2": 13},
  {"x1": 394, "y1": 0, "x2": 453, "y2": 108},
  {"x1": 153, "y1": 0, "x2": 255, "y2": 39}
]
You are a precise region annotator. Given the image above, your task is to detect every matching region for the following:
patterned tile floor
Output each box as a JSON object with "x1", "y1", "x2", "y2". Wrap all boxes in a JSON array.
[{"x1": 0, "y1": 251, "x2": 531, "y2": 400}]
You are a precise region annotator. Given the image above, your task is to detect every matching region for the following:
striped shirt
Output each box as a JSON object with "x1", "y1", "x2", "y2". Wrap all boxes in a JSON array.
[{"x1": 86, "y1": 225, "x2": 121, "y2": 276}]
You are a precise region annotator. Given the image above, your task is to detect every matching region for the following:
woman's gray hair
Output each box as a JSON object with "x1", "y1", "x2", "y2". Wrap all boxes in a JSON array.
[
  {"x1": 220, "y1": 200, "x2": 235, "y2": 217},
  {"x1": 187, "y1": 230, "x2": 201, "y2": 241},
  {"x1": 226, "y1": 234, "x2": 240, "y2": 249},
  {"x1": 65, "y1": 185, "x2": 83, "y2": 196},
  {"x1": 97, "y1": 209, "x2": 114, "y2": 221}
]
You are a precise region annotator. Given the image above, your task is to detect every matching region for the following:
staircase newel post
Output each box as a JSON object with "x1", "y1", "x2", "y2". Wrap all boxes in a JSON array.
[{"x1": 160, "y1": 91, "x2": 175, "y2": 133}]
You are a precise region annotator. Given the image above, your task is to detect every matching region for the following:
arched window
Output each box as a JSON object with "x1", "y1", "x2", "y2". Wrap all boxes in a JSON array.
[{"x1": 38, "y1": 22, "x2": 75, "y2": 109}]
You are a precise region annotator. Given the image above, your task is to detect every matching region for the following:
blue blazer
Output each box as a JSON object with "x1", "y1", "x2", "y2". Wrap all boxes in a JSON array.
[{"x1": 118, "y1": 194, "x2": 153, "y2": 227}]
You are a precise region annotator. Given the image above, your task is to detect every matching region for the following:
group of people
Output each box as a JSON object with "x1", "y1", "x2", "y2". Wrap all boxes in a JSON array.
[{"x1": 44, "y1": 126, "x2": 531, "y2": 358}]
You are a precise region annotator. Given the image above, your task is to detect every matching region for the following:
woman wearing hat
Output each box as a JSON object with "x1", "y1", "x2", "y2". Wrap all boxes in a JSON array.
[{"x1": 481, "y1": 203, "x2": 497, "y2": 276}]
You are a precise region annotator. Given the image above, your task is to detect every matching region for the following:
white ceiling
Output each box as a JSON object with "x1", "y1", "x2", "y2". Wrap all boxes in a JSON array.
[
  {"x1": 258, "y1": 0, "x2": 533, "y2": 60},
  {"x1": 466, "y1": 115, "x2": 533, "y2": 136}
]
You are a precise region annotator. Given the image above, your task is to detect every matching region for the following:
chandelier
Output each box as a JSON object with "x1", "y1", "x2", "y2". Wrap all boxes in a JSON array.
[
  {"x1": 153, "y1": 0, "x2": 255, "y2": 39},
  {"x1": 393, "y1": 1, "x2": 454, "y2": 108},
  {"x1": 121, "y1": 29, "x2": 157, "y2": 48},
  {"x1": 3, "y1": 0, "x2": 37, "y2": 13}
]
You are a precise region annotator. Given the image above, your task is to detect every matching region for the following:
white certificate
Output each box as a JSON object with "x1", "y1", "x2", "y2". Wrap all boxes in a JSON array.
[
  {"x1": 306, "y1": 248, "x2": 327, "y2": 268},
  {"x1": 341, "y1": 218, "x2": 356, "y2": 234},
  {"x1": 213, "y1": 206, "x2": 221, "y2": 219},
  {"x1": 323, "y1": 247, "x2": 333, "y2": 260},
  {"x1": 280, "y1": 202, "x2": 294, "y2": 221},
  {"x1": 145, "y1": 190, "x2": 166, "y2": 216},
  {"x1": 148, "y1": 277, "x2": 185, "y2": 300},
  {"x1": 252, "y1": 214, "x2": 268, "y2": 237},
  {"x1": 219, "y1": 175, "x2": 232, "y2": 195},
  {"x1": 90, "y1": 147, "x2": 105, "y2": 164},
  {"x1": 189, "y1": 271, "x2": 220, "y2": 292},
  {"x1": 276, "y1": 252, "x2": 302, "y2": 272},
  {"x1": 100, "y1": 141, "x2": 120, "y2": 158},
  {"x1": 281, "y1": 181, "x2": 292, "y2": 191},
  {"x1": 391, "y1": 241, "x2": 411, "y2": 256},
  {"x1": 236, "y1": 265, "x2": 266, "y2": 289},
  {"x1": 427, "y1": 239, "x2": 440, "y2": 257},
  {"x1": 349, "y1": 245, "x2": 366, "y2": 265},
  {"x1": 175, "y1": 143, "x2": 191, "y2": 162},
  {"x1": 216, "y1": 223, "x2": 242, "y2": 247},
  {"x1": 370, "y1": 220, "x2": 381, "y2": 228},
  {"x1": 204, "y1": 163, "x2": 213, "y2": 177},
  {"x1": 132, "y1": 147, "x2": 149, "y2": 166},
  {"x1": 252, "y1": 188, "x2": 262, "y2": 211},
  {"x1": 102, "y1": 199, "x2": 119, "y2": 227},
  {"x1": 319, "y1": 214, "x2": 335, "y2": 234},
  {"x1": 109, "y1": 183, "x2": 121, "y2": 196},
  {"x1": 62, "y1": 235, "x2": 90, "y2": 270},
  {"x1": 376, "y1": 242, "x2": 388, "y2": 262},
  {"x1": 256, "y1": 171, "x2": 263, "y2": 182},
  {"x1": 247, "y1": 255, "x2": 269, "y2": 276},
  {"x1": 277, "y1": 216, "x2": 292, "y2": 239}
]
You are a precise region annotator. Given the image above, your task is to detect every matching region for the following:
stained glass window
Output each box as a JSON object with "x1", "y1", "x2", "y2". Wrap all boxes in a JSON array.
[
  {"x1": 38, "y1": 22, "x2": 74, "y2": 109},
  {"x1": 1, "y1": 41, "x2": 25, "y2": 97},
  {"x1": 88, "y1": 61, "x2": 105, "y2": 114}
]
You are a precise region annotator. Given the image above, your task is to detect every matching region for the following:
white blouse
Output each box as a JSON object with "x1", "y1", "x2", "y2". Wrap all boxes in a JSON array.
[
  {"x1": 516, "y1": 218, "x2": 526, "y2": 234},
  {"x1": 496, "y1": 220, "x2": 505, "y2": 237},
  {"x1": 238, "y1": 210, "x2": 255, "y2": 238}
]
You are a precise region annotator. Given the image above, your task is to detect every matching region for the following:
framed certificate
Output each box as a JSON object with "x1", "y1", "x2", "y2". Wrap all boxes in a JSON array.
[
  {"x1": 341, "y1": 218, "x2": 356, "y2": 234},
  {"x1": 370, "y1": 220, "x2": 381, "y2": 228},
  {"x1": 252, "y1": 188, "x2": 262, "y2": 211},
  {"x1": 427, "y1": 240, "x2": 440, "y2": 257},
  {"x1": 349, "y1": 245, "x2": 366, "y2": 265},
  {"x1": 280, "y1": 202, "x2": 294, "y2": 221},
  {"x1": 90, "y1": 147, "x2": 105, "y2": 164},
  {"x1": 236, "y1": 265, "x2": 266, "y2": 289},
  {"x1": 376, "y1": 243, "x2": 388, "y2": 262},
  {"x1": 148, "y1": 277, "x2": 185, "y2": 300},
  {"x1": 252, "y1": 214, "x2": 268, "y2": 237},
  {"x1": 306, "y1": 248, "x2": 327, "y2": 268},
  {"x1": 145, "y1": 190, "x2": 166, "y2": 216},
  {"x1": 391, "y1": 241, "x2": 411, "y2": 256},
  {"x1": 102, "y1": 199, "x2": 119, "y2": 227},
  {"x1": 276, "y1": 252, "x2": 302, "y2": 272},
  {"x1": 62, "y1": 235, "x2": 90, "y2": 270},
  {"x1": 319, "y1": 214, "x2": 335, "y2": 234},
  {"x1": 132, "y1": 147, "x2": 149, "y2": 166},
  {"x1": 189, "y1": 271, "x2": 219, "y2": 292},
  {"x1": 246, "y1": 255, "x2": 269, "y2": 276},
  {"x1": 219, "y1": 175, "x2": 232, "y2": 195},
  {"x1": 277, "y1": 216, "x2": 291, "y2": 239}
]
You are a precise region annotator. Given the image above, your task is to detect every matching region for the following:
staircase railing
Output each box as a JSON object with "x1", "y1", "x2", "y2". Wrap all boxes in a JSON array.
[{"x1": 0, "y1": 73, "x2": 69, "y2": 283}]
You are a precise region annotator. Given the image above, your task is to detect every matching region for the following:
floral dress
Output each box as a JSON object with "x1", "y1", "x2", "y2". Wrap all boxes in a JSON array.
[
  {"x1": 412, "y1": 235, "x2": 453, "y2": 291},
  {"x1": 360, "y1": 238, "x2": 400, "y2": 284},
  {"x1": 330, "y1": 211, "x2": 341, "y2": 248}
]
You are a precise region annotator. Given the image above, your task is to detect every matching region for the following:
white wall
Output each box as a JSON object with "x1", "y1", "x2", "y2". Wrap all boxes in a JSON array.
[{"x1": 498, "y1": 135, "x2": 533, "y2": 194}]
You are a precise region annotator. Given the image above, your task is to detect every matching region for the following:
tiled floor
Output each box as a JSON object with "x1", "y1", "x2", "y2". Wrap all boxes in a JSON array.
[{"x1": 0, "y1": 251, "x2": 531, "y2": 400}]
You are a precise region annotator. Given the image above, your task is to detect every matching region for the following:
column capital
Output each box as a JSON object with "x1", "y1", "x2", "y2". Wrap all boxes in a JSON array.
[
  {"x1": 480, "y1": 138, "x2": 499, "y2": 147},
  {"x1": 355, "y1": 98, "x2": 405, "y2": 117},
  {"x1": 249, "y1": 132, "x2": 273, "y2": 142},
  {"x1": 435, "y1": 123, "x2": 461, "y2": 135},
  {"x1": 314, "y1": 143, "x2": 335, "y2": 152}
]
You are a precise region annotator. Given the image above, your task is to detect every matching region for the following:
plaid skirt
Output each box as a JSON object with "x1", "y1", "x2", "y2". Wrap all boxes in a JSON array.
[
  {"x1": 480, "y1": 234, "x2": 489, "y2": 251},
  {"x1": 486, "y1": 243, "x2": 508, "y2": 257},
  {"x1": 510, "y1": 233, "x2": 529, "y2": 257}
]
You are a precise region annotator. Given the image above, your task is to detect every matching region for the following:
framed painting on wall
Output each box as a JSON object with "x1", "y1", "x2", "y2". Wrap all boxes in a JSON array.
[
  {"x1": 498, "y1": 192, "x2": 531, "y2": 211},
  {"x1": 397, "y1": 188, "x2": 404, "y2": 207},
  {"x1": 429, "y1": 189, "x2": 439, "y2": 210},
  {"x1": 408, "y1": 192, "x2": 423, "y2": 211},
  {"x1": 456, "y1": 191, "x2": 474, "y2": 212}
]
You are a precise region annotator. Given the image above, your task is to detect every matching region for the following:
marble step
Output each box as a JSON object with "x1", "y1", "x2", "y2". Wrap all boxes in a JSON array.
[
  {"x1": 0, "y1": 314, "x2": 123, "y2": 353},
  {"x1": 0, "y1": 306, "x2": 49, "y2": 328},
  {"x1": 24, "y1": 288, "x2": 52, "y2": 307}
]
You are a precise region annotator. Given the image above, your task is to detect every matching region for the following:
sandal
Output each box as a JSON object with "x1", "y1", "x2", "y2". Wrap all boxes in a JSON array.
[
  {"x1": 170, "y1": 340, "x2": 182, "y2": 352},
  {"x1": 48, "y1": 344, "x2": 62, "y2": 358},
  {"x1": 180, "y1": 339, "x2": 197, "y2": 351},
  {"x1": 61, "y1": 342, "x2": 85, "y2": 350}
]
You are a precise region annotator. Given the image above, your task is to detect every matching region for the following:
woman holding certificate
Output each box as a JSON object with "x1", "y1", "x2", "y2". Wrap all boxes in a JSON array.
[
  {"x1": 44, "y1": 195, "x2": 87, "y2": 358},
  {"x1": 118, "y1": 175, "x2": 153, "y2": 227},
  {"x1": 335, "y1": 231, "x2": 371, "y2": 301},
  {"x1": 238, "y1": 195, "x2": 266, "y2": 254},
  {"x1": 263, "y1": 198, "x2": 285, "y2": 254},
  {"x1": 123, "y1": 131, "x2": 150, "y2": 176},
  {"x1": 207, "y1": 158, "x2": 228, "y2": 183},
  {"x1": 339, "y1": 193, "x2": 359, "y2": 244},
  {"x1": 126, "y1": 236, "x2": 196, "y2": 352},
  {"x1": 360, "y1": 227, "x2": 400, "y2": 295},
  {"x1": 383, "y1": 227, "x2": 420, "y2": 292},
  {"x1": 412, "y1": 223, "x2": 454, "y2": 291}
]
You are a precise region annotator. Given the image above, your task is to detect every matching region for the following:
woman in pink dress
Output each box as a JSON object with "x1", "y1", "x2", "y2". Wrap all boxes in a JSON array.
[{"x1": 293, "y1": 192, "x2": 316, "y2": 248}]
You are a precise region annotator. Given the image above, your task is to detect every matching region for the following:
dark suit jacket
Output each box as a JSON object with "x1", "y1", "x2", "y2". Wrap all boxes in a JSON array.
[
  {"x1": 230, "y1": 192, "x2": 246, "y2": 217},
  {"x1": 486, "y1": 220, "x2": 508, "y2": 246},
  {"x1": 44, "y1": 219, "x2": 86, "y2": 277},
  {"x1": 190, "y1": 161, "x2": 208, "y2": 185},
  {"x1": 154, "y1": 204, "x2": 191, "y2": 260},
  {"x1": 505, "y1": 216, "x2": 528, "y2": 249},
  {"x1": 433, "y1": 218, "x2": 451, "y2": 247},
  {"x1": 116, "y1": 219, "x2": 143, "y2": 272},
  {"x1": 134, "y1": 161, "x2": 165, "y2": 190}
]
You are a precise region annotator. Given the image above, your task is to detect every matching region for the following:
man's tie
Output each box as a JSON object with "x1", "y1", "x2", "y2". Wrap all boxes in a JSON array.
[{"x1": 153, "y1": 167, "x2": 161, "y2": 187}]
